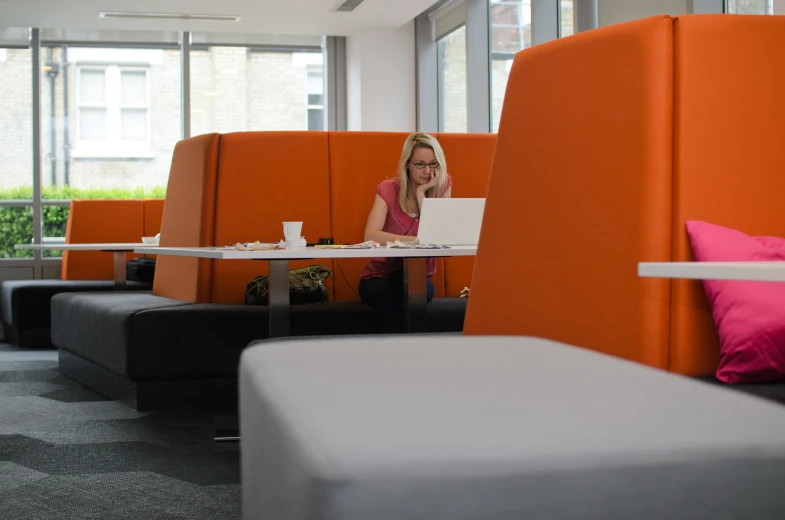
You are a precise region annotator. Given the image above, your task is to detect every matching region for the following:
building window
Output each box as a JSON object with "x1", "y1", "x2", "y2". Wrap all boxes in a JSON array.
[
  {"x1": 76, "y1": 65, "x2": 151, "y2": 157},
  {"x1": 307, "y1": 68, "x2": 324, "y2": 131}
]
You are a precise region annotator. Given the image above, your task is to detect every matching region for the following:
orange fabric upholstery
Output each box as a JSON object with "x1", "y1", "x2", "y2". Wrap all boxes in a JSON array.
[
  {"x1": 669, "y1": 15, "x2": 785, "y2": 375},
  {"x1": 464, "y1": 16, "x2": 675, "y2": 370},
  {"x1": 327, "y1": 132, "x2": 444, "y2": 301},
  {"x1": 435, "y1": 133, "x2": 496, "y2": 298},
  {"x1": 153, "y1": 133, "x2": 220, "y2": 303},
  {"x1": 61, "y1": 200, "x2": 145, "y2": 280},
  {"x1": 153, "y1": 131, "x2": 494, "y2": 305},
  {"x1": 143, "y1": 199, "x2": 165, "y2": 238},
  {"x1": 210, "y1": 132, "x2": 334, "y2": 304},
  {"x1": 142, "y1": 199, "x2": 165, "y2": 259}
]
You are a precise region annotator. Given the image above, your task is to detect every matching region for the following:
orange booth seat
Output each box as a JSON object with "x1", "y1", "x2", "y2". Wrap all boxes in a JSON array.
[
  {"x1": 61, "y1": 199, "x2": 164, "y2": 280},
  {"x1": 153, "y1": 131, "x2": 496, "y2": 305},
  {"x1": 463, "y1": 14, "x2": 785, "y2": 377}
]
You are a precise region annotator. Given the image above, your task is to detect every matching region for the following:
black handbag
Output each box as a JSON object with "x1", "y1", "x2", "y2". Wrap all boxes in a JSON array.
[
  {"x1": 244, "y1": 264, "x2": 333, "y2": 305},
  {"x1": 126, "y1": 258, "x2": 156, "y2": 283}
]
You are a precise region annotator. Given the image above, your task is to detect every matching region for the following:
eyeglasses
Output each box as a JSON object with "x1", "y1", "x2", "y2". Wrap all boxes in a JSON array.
[{"x1": 409, "y1": 161, "x2": 440, "y2": 170}]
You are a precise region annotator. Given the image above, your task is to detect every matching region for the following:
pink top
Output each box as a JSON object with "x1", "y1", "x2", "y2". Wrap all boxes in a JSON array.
[{"x1": 360, "y1": 175, "x2": 453, "y2": 280}]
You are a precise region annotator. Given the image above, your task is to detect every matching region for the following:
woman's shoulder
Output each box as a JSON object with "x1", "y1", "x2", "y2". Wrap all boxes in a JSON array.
[{"x1": 376, "y1": 178, "x2": 399, "y2": 199}]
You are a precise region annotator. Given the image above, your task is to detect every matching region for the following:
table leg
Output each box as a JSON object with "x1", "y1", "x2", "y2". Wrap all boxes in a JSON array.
[
  {"x1": 112, "y1": 251, "x2": 127, "y2": 291},
  {"x1": 404, "y1": 257, "x2": 428, "y2": 333},
  {"x1": 268, "y1": 259, "x2": 290, "y2": 338}
]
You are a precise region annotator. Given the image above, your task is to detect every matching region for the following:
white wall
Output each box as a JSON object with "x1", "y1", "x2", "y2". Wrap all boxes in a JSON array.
[
  {"x1": 599, "y1": 0, "x2": 688, "y2": 26},
  {"x1": 776, "y1": 0, "x2": 785, "y2": 14},
  {"x1": 346, "y1": 21, "x2": 416, "y2": 131}
]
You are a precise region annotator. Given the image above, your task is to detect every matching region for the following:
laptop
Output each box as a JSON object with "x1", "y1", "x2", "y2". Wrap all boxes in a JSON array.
[{"x1": 417, "y1": 198, "x2": 486, "y2": 246}]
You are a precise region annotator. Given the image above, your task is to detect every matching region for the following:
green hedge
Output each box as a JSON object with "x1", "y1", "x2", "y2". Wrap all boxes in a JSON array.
[{"x1": 0, "y1": 186, "x2": 166, "y2": 259}]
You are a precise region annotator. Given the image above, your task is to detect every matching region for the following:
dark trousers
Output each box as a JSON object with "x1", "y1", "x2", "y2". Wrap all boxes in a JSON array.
[{"x1": 359, "y1": 272, "x2": 435, "y2": 334}]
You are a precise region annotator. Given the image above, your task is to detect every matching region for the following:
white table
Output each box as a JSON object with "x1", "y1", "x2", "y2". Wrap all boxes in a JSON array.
[
  {"x1": 135, "y1": 245, "x2": 477, "y2": 337},
  {"x1": 15, "y1": 243, "x2": 157, "y2": 290},
  {"x1": 638, "y1": 261, "x2": 785, "y2": 283}
]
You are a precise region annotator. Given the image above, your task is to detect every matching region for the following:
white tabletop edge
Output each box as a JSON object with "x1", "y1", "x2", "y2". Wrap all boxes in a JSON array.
[
  {"x1": 638, "y1": 261, "x2": 785, "y2": 283},
  {"x1": 15, "y1": 243, "x2": 156, "y2": 251},
  {"x1": 134, "y1": 245, "x2": 477, "y2": 260}
]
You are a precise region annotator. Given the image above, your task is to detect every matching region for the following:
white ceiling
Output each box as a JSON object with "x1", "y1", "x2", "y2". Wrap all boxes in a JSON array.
[{"x1": 0, "y1": 0, "x2": 440, "y2": 36}]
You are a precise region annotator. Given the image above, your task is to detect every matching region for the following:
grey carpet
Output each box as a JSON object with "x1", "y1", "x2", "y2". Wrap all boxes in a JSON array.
[{"x1": 0, "y1": 343, "x2": 240, "y2": 520}]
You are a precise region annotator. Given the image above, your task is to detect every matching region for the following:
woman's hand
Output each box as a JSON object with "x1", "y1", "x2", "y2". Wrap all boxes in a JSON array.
[
  {"x1": 417, "y1": 171, "x2": 438, "y2": 194},
  {"x1": 416, "y1": 171, "x2": 438, "y2": 210}
]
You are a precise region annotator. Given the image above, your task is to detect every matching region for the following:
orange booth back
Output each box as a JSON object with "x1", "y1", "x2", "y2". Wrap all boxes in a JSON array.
[
  {"x1": 61, "y1": 199, "x2": 164, "y2": 281},
  {"x1": 153, "y1": 131, "x2": 497, "y2": 304},
  {"x1": 464, "y1": 14, "x2": 785, "y2": 376}
]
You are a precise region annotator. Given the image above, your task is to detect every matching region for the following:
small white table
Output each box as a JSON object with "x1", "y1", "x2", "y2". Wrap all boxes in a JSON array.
[
  {"x1": 638, "y1": 261, "x2": 785, "y2": 283},
  {"x1": 135, "y1": 245, "x2": 477, "y2": 337},
  {"x1": 15, "y1": 243, "x2": 157, "y2": 290}
]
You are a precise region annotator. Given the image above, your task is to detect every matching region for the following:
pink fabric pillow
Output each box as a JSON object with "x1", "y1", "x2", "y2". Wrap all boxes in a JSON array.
[{"x1": 685, "y1": 220, "x2": 785, "y2": 383}]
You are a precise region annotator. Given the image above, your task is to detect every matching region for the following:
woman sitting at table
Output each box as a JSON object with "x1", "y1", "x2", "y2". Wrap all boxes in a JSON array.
[{"x1": 359, "y1": 132, "x2": 452, "y2": 333}]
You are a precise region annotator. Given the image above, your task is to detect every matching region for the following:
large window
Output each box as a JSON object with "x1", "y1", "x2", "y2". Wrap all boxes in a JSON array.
[
  {"x1": 0, "y1": 44, "x2": 34, "y2": 258},
  {"x1": 190, "y1": 47, "x2": 324, "y2": 135},
  {"x1": 438, "y1": 25, "x2": 468, "y2": 133},
  {"x1": 491, "y1": 0, "x2": 532, "y2": 131},
  {"x1": 726, "y1": 0, "x2": 773, "y2": 13}
]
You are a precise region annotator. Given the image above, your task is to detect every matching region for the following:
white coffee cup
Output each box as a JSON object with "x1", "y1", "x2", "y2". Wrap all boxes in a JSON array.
[{"x1": 283, "y1": 221, "x2": 303, "y2": 249}]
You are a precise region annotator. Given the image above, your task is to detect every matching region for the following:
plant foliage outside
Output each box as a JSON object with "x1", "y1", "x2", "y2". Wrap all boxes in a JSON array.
[{"x1": 0, "y1": 186, "x2": 166, "y2": 258}]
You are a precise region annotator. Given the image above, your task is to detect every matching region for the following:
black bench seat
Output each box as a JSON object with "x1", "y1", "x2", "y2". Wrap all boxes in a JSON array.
[
  {"x1": 50, "y1": 292, "x2": 468, "y2": 410},
  {"x1": 1, "y1": 279, "x2": 152, "y2": 348}
]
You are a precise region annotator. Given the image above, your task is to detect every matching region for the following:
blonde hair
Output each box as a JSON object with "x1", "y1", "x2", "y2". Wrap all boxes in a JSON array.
[{"x1": 397, "y1": 132, "x2": 448, "y2": 215}]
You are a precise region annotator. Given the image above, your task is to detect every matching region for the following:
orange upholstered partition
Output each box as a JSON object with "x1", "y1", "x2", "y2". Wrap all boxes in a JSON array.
[
  {"x1": 61, "y1": 200, "x2": 145, "y2": 280},
  {"x1": 327, "y1": 132, "x2": 448, "y2": 301},
  {"x1": 435, "y1": 133, "x2": 496, "y2": 298},
  {"x1": 669, "y1": 15, "x2": 785, "y2": 375},
  {"x1": 143, "y1": 199, "x2": 165, "y2": 238},
  {"x1": 153, "y1": 133, "x2": 220, "y2": 303},
  {"x1": 464, "y1": 16, "x2": 675, "y2": 370},
  {"x1": 153, "y1": 131, "x2": 494, "y2": 305},
  {"x1": 210, "y1": 132, "x2": 334, "y2": 304}
]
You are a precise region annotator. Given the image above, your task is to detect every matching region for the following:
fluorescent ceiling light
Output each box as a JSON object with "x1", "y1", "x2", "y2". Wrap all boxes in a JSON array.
[{"x1": 99, "y1": 12, "x2": 241, "y2": 22}]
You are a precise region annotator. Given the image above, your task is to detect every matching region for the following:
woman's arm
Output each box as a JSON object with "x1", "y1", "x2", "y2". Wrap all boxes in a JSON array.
[{"x1": 364, "y1": 194, "x2": 418, "y2": 243}]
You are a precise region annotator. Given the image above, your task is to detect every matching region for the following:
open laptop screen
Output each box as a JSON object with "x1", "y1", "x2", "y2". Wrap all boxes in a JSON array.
[{"x1": 417, "y1": 198, "x2": 486, "y2": 246}]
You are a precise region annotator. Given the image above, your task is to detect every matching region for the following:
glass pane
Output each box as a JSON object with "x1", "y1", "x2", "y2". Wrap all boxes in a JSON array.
[
  {"x1": 491, "y1": 0, "x2": 532, "y2": 131},
  {"x1": 43, "y1": 205, "x2": 69, "y2": 258},
  {"x1": 726, "y1": 0, "x2": 773, "y2": 14},
  {"x1": 121, "y1": 70, "x2": 147, "y2": 105},
  {"x1": 307, "y1": 108, "x2": 324, "y2": 131},
  {"x1": 0, "y1": 47, "x2": 33, "y2": 199},
  {"x1": 79, "y1": 107, "x2": 107, "y2": 140},
  {"x1": 79, "y1": 69, "x2": 105, "y2": 104},
  {"x1": 438, "y1": 26, "x2": 467, "y2": 133},
  {"x1": 41, "y1": 45, "x2": 179, "y2": 200},
  {"x1": 0, "y1": 206, "x2": 33, "y2": 258},
  {"x1": 121, "y1": 108, "x2": 147, "y2": 140},
  {"x1": 560, "y1": 0, "x2": 576, "y2": 37},
  {"x1": 191, "y1": 47, "x2": 324, "y2": 134}
]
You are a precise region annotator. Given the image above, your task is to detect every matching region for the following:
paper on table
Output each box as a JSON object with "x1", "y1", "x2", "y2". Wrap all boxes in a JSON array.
[
  {"x1": 387, "y1": 240, "x2": 450, "y2": 249},
  {"x1": 342, "y1": 240, "x2": 381, "y2": 249},
  {"x1": 233, "y1": 241, "x2": 281, "y2": 251}
]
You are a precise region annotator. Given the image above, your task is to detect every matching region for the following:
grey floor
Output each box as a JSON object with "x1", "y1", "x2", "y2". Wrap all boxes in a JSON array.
[{"x1": 0, "y1": 342, "x2": 241, "y2": 520}]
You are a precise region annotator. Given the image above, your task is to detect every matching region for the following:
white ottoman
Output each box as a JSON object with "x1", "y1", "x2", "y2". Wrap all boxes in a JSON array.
[{"x1": 240, "y1": 336, "x2": 785, "y2": 520}]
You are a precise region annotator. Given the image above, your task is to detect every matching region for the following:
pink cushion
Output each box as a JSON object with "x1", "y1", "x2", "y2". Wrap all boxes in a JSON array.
[{"x1": 685, "y1": 220, "x2": 785, "y2": 383}]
